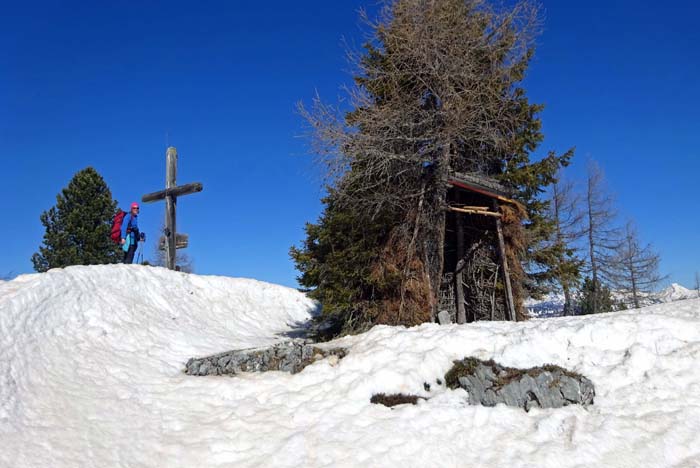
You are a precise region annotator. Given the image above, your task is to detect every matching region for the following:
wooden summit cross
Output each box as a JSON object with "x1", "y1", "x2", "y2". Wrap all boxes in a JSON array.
[{"x1": 142, "y1": 147, "x2": 203, "y2": 270}]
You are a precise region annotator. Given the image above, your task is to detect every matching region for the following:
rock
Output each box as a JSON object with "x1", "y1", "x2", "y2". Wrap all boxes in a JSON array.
[
  {"x1": 370, "y1": 393, "x2": 423, "y2": 407},
  {"x1": 445, "y1": 357, "x2": 595, "y2": 411},
  {"x1": 185, "y1": 340, "x2": 347, "y2": 376},
  {"x1": 437, "y1": 310, "x2": 452, "y2": 325}
]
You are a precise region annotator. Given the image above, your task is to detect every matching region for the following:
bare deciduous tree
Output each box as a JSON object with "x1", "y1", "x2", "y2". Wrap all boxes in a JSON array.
[
  {"x1": 609, "y1": 221, "x2": 665, "y2": 309},
  {"x1": 583, "y1": 161, "x2": 621, "y2": 313},
  {"x1": 549, "y1": 173, "x2": 585, "y2": 314}
]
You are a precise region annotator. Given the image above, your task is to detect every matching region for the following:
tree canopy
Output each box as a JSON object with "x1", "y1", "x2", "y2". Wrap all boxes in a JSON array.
[
  {"x1": 293, "y1": 0, "x2": 573, "y2": 335},
  {"x1": 32, "y1": 167, "x2": 120, "y2": 272}
]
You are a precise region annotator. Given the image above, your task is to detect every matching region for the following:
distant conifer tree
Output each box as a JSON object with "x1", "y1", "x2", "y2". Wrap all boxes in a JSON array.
[
  {"x1": 578, "y1": 277, "x2": 614, "y2": 315},
  {"x1": 31, "y1": 167, "x2": 120, "y2": 272}
]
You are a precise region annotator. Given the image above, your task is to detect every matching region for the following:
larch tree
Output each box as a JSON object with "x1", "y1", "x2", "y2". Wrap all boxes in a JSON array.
[
  {"x1": 32, "y1": 167, "x2": 120, "y2": 272},
  {"x1": 582, "y1": 161, "x2": 620, "y2": 313},
  {"x1": 546, "y1": 173, "x2": 585, "y2": 315},
  {"x1": 609, "y1": 221, "x2": 665, "y2": 309},
  {"x1": 292, "y1": 0, "x2": 572, "y2": 335}
]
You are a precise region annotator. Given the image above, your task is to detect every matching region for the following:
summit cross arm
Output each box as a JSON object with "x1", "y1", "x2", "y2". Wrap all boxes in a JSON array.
[{"x1": 141, "y1": 146, "x2": 203, "y2": 270}]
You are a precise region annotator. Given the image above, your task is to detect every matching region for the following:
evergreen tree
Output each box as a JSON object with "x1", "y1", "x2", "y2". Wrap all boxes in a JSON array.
[
  {"x1": 32, "y1": 167, "x2": 120, "y2": 272},
  {"x1": 578, "y1": 277, "x2": 614, "y2": 315},
  {"x1": 294, "y1": 0, "x2": 572, "y2": 334},
  {"x1": 291, "y1": 192, "x2": 405, "y2": 334}
]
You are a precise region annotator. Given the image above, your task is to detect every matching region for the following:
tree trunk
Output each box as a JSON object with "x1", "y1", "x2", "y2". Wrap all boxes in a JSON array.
[
  {"x1": 586, "y1": 176, "x2": 599, "y2": 314},
  {"x1": 432, "y1": 144, "x2": 451, "y2": 321},
  {"x1": 563, "y1": 286, "x2": 573, "y2": 316}
]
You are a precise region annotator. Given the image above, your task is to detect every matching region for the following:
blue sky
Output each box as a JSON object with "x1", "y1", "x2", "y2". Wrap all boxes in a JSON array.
[{"x1": 1, "y1": 1, "x2": 698, "y2": 288}]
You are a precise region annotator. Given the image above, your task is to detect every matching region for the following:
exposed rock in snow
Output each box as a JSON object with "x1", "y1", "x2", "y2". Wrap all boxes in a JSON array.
[
  {"x1": 185, "y1": 340, "x2": 347, "y2": 375},
  {"x1": 370, "y1": 393, "x2": 423, "y2": 407},
  {"x1": 1, "y1": 265, "x2": 700, "y2": 467},
  {"x1": 437, "y1": 310, "x2": 452, "y2": 324},
  {"x1": 445, "y1": 357, "x2": 595, "y2": 411}
]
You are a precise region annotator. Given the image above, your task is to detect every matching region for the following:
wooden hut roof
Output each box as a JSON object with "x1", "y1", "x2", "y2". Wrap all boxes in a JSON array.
[{"x1": 448, "y1": 172, "x2": 514, "y2": 201}]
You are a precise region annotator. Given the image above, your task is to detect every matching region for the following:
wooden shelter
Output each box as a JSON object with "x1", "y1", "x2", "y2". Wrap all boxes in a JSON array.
[{"x1": 439, "y1": 172, "x2": 520, "y2": 323}]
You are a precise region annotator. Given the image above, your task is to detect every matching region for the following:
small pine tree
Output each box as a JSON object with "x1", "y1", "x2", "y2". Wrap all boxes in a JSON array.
[
  {"x1": 31, "y1": 167, "x2": 120, "y2": 272},
  {"x1": 578, "y1": 277, "x2": 615, "y2": 315}
]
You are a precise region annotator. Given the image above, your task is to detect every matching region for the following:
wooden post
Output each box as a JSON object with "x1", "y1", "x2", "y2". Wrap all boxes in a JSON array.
[
  {"x1": 165, "y1": 147, "x2": 177, "y2": 270},
  {"x1": 494, "y1": 201, "x2": 517, "y2": 322},
  {"x1": 141, "y1": 146, "x2": 203, "y2": 271},
  {"x1": 455, "y1": 194, "x2": 467, "y2": 324}
]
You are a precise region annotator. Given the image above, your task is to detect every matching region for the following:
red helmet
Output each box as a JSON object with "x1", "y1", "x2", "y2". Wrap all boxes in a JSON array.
[{"x1": 130, "y1": 202, "x2": 139, "y2": 209}]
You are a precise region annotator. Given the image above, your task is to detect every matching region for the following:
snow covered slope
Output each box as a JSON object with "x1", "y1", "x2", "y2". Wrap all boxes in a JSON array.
[
  {"x1": 657, "y1": 283, "x2": 697, "y2": 303},
  {"x1": 524, "y1": 292, "x2": 567, "y2": 318},
  {"x1": 527, "y1": 283, "x2": 699, "y2": 317},
  {"x1": 2, "y1": 266, "x2": 700, "y2": 467}
]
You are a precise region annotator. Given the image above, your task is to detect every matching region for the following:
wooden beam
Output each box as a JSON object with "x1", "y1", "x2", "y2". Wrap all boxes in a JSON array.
[
  {"x1": 448, "y1": 179, "x2": 515, "y2": 205},
  {"x1": 159, "y1": 234, "x2": 189, "y2": 251},
  {"x1": 455, "y1": 197, "x2": 467, "y2": 325},
  {"x1": 448, "y1": 206, "x2": 502, "y2": 218},
  {"x1": 165, "y1": 147, "x2": 177, "y2": 270},
  {"x1": 141, "y1": 182, "x2": 203, "y2": 204},
  {"x1": 494, "y1": 202, "x2": 517, "y2": 322}
]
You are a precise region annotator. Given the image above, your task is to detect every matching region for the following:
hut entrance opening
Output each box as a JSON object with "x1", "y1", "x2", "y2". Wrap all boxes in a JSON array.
[{"x1": 439, "y1": 173, "x2": 518, "y2": 324}]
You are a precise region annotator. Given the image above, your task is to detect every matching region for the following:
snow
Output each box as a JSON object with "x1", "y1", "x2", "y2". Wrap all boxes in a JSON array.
[
  {"x1": 2, "y1": 265, "x2": 700, "y2": 467},
  {"x1": 657, "y1": 283, "x2": 697, "y2": 303},
  {"x1": 526, "y1": 283, "x2": 700, "y2": 317},
  {"x1": 525, "y1": 292, "x2": 567, "y2": 318}
]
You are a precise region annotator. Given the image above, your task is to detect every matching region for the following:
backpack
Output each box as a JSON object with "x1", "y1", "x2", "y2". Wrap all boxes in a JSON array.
[{"x1": 111, "y1": 210, "x2": 127, "y2": 244}]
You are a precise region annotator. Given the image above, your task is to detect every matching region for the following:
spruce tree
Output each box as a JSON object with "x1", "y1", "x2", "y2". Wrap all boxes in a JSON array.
[
  {"x1": 578, "y1": 277, "x2": 614, "y2": 315},
  {"x1": 294, "y1": 0, "x2": 572, "y2": 333},
  {"x1": 32, "y1": 167, "x2": 120, "y2": 272}
]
